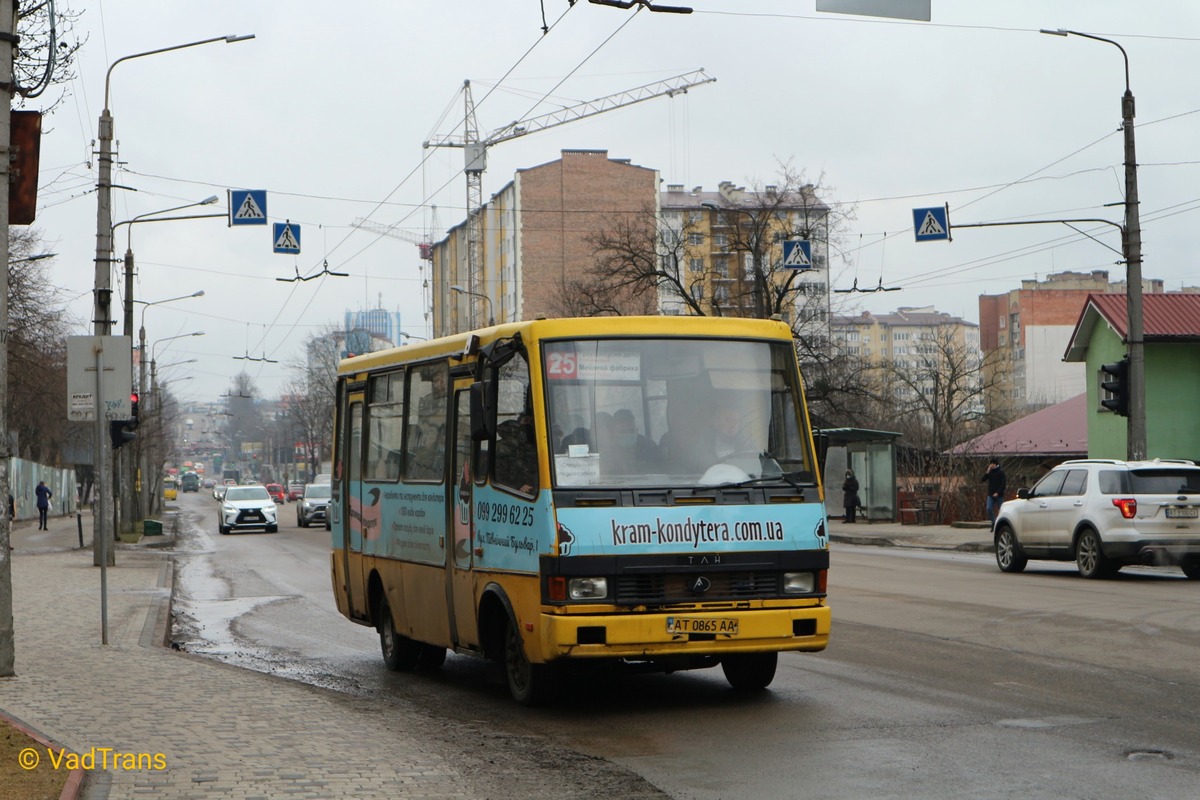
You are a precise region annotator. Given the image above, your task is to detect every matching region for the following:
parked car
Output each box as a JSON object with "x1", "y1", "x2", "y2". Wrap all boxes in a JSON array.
[
  {"x1": 265, "y1": 483, "x2": 287, "y2": 504},
  {"x1": 296, "y1": 483, "x2": 331, "y2": 528},
  {"x1": 218, "y1": 485, "x2": 278, "y2": 534},
  {"x1": 287, "y1": 482, "x2": 305, "y2": 502},
  {"x1": 994, "y1": 458, "x2": 1200, "y2": 579}
]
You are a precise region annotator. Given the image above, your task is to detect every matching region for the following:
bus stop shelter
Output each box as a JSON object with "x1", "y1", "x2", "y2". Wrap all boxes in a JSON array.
[{"x1": 815, "y1": 427, "x2": 902, "y2": 522}]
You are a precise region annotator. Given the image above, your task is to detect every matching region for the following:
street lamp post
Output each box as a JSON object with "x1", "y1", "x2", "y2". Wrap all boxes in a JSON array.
[
  {"x1": 133, "y1": 295, "x2": 204, "y2": 520},
  {"x1": 148, "y1": 334, "x2": 203, "y2": 516},
  {"x1": 450, "y1": 284, "x2": 494, "y2": 328},
  {"x1": 1041, "y1": 28, "x2": 1145, "y2": 460},
  {"x1": 91, "y1": 33, "x2": 253, "y2": 565},
  {"x1": 115, "y1": 196, "x2": 219, "y2": 340}
]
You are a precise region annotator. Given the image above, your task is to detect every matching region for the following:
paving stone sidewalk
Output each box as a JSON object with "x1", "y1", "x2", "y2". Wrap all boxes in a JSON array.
[{"x1": 1, "y1": 511, "x2": 474, "y2": 799}]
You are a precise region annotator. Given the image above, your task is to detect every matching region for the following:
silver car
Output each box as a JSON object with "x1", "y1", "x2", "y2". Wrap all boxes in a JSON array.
[
  {"x1": 218, "y1": 485, "x2": 279, "y2": 534},
  {"x1": 297, "y1": 483, "x2": 331, "y2": 528},
  {"x1": 994, "y1": 458, "x2": 1200, "y2": 579}
]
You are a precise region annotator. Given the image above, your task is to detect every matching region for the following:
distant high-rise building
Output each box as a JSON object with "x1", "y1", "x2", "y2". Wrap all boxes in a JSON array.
[{"x1": 345, "y1": 308, "x2": 402, "y2": 344}]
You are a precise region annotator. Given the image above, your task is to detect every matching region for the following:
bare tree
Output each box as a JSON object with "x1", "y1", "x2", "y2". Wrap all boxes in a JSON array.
[
  {"x1": 7, "y1": 228, "x2": 78, "y2": 463},
  {"x1": 13, "y1": 2, "x2": 85, "y2": 111},
  {"x1": 281, "y1": 328, "x2": 341, "y2": 482},
  {"x1": 880, "y1": 325, "x2": 997, "y2": 455}
]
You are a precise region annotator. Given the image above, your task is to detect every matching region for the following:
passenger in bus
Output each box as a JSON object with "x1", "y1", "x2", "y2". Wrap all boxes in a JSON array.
[
  {"x1": 495, "y1": 411, "x2": 538, "y2": 493},
  {"x1": 711, "y1": 399, "x2": 754, "y2": 460},
  {"x1": 604, "y1": 408, "x2": 661, "y2": 473}
]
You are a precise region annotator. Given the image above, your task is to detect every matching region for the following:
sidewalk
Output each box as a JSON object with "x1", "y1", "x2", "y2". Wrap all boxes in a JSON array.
[
  {"x1": 827, "y1": 516, "x2": 996, "y2": 552},
  {"x1": 1, "y1": 509, "x2": 475, "y2": 799}
]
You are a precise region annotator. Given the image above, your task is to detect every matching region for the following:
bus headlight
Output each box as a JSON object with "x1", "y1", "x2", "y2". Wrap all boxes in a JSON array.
[
  {"x1": 568, "y1": 577, "x2": 608, "y2": 600},
  {"x1": 783, "y1": 572, "x2": 816, "y2": 594}
]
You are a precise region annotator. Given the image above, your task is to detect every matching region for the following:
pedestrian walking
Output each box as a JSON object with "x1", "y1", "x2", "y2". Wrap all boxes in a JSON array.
[
  {"x1": 842, "y1": 469, "x2": 860, "y2": 523},
  {"x1": 35, "y1": 480, "x2": 52, "y2": 530},
  {"x1": 982, "y1": 458, "x2": 1007, "y2": 530}
]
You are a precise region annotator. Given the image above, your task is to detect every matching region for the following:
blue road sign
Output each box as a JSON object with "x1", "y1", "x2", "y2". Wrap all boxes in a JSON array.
[
  {"x1": 782, "y1": 239, "x2": 813, "y2": 270},
  {"x1": 913, "y1": 205, "x2": 950, "y2": 242},
  {"x1": 229, "y1": 190, "x2": 268, "y2": 226},
  {"x1": 273, "y1": 222, "x2": 301, "y2": 254}
]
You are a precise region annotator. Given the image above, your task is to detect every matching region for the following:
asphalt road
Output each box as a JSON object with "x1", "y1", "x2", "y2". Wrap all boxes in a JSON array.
[{"x1": 171, "y1": 492, "x2": 1200, "y2": 799}]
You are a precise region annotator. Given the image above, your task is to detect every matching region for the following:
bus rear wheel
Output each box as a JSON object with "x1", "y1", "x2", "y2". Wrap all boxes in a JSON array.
[
  {"x1": 378, "y1": 596, "x2": 421, "y2": 672},
  {"x1": 504, "y1": 618, "x2": 558, "y2": 706},
  {"x1": 721, "y1": 652, "x2": 778, "y2": 691}
]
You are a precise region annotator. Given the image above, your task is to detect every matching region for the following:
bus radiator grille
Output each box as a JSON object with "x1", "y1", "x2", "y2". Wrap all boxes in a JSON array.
[{"x1": 615, "y1": 571, "x2": 779, "y2": 604}]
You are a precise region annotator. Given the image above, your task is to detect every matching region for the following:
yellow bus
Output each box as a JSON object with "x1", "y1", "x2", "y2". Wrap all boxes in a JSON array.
[{"x1": 329, "y1": 316, "x2": 830, "y2": 704}]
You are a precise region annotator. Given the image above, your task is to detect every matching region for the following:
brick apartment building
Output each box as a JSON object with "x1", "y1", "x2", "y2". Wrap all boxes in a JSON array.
[
  {"x1": 978, "y1": 270, "x2": 1171, "y2": 417},
  {"x1": 429, "y1": 149, "x2": 658, "y2": 336}
]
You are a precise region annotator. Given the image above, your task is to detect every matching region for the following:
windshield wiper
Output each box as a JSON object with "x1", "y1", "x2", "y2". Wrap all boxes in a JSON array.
[{"x1": 713, "y1": 471, "x2": 810, "y2": 490}]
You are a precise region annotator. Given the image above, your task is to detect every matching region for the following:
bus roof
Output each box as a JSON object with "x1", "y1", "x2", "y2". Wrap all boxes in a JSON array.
[{"x1": 337, "y1": 316, "x2": 795, "y2": 378}]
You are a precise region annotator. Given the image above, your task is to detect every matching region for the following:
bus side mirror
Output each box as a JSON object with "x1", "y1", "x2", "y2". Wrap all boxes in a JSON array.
[{"x1": 470, "y1": 380, "x2": 495, "y2": 441}]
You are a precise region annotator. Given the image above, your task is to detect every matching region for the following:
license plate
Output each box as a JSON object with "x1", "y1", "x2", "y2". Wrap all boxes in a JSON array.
[
  {"x1": 1165, "y1": 507, "x2": 1199, "y2": 519},
  {"x1": 667, "y1": 616, "x2": 739, "y2": 636}
]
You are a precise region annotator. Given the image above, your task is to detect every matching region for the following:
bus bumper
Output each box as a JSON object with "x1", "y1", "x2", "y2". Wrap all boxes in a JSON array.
[{"x1": 539, "y1": 605, "x2": 830, "y2": 659}]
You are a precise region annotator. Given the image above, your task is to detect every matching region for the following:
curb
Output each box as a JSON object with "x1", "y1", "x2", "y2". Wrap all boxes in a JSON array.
[
  {"x1": 830, "y1": 534, "x2": 995, "y2": 553},
  {"x1": 0, "y1": 708, "x2": 86, "y2": 800}
]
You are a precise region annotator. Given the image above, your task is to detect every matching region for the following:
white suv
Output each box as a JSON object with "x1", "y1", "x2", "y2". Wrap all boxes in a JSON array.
[{"x1": 994, "y1": 459, "x2": 1200, "y2": 579}]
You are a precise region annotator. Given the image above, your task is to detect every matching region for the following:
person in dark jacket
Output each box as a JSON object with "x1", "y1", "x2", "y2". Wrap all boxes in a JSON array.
[
  {"x1": 842, "y1": 469, "x2": 860, "y2": 523},
  {"x1": 982, "y1": 458, "x2": 1007, "y2": 530},
  {"x1": 35, "y1": 481, "x2": 52, "y2": 530}
]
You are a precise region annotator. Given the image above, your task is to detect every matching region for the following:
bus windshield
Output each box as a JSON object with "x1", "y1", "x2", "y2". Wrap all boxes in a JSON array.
[{"x1": 544, "y1": 337, "x2": 815, "y2": 488}]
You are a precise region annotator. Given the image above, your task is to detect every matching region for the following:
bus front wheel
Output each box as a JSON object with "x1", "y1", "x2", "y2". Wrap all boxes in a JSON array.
[
  {"x1": 504, "y1": 618, "x2": 558, "y2": 706},
  {"x1": 721, "y1": 652, "x2": 778, "y2": 691},
  {"x1": 378, "y1": 596, "x2": 421, "y2": 672}
]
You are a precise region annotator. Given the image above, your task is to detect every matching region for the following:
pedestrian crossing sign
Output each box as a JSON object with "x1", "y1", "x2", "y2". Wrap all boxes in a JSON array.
[
  {"x1": 229, "y1": 190, "x2": 268, "y2": 226},
  {"x1": 782, "y1": 239, "x2": 813, "y2": 270},
  {"x1": 273, "y1": 222, "x2": 301, "y2": 254},
  {"x1": 913, "y1": 205, "x2": 950, "y2": 242}
]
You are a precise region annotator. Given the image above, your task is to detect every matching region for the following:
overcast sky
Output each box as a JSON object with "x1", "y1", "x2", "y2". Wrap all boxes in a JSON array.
[{"x1": 32, "y1": 1, "x2": 1200, "y2": 402}]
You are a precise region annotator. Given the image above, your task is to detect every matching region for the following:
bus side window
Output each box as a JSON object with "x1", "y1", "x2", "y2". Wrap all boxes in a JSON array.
[
  {"x1": 404, "y1": 362, "x2": 448, "y2": 482},
  {"x1": 491, "y1": 356, "x2": 538, "y2": 495}
]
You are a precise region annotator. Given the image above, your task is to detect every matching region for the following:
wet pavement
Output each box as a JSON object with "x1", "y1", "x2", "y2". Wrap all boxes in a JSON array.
[{"x1": 0, "y1": 507, "x2": 992, "y2": 798}]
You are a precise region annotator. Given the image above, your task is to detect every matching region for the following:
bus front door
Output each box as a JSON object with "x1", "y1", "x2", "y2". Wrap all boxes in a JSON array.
[
  {"x1": 343, "y1": 399, "x2": 371, "y2": 620},
  {"x1": 446, "y1": 389, "x2": 479, "y2": 648}
]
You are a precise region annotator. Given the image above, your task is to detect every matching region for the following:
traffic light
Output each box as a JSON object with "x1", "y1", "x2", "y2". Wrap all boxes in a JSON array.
[
  {"x1": 1100, "y1": 357, "x2": 1130, "y2": 417},
  {"x1": 110, "y1": 391, "x2": 141, "y2": 450},
  {"x1": 110, "y1": 419, "x2": 137, "y2": 450}
]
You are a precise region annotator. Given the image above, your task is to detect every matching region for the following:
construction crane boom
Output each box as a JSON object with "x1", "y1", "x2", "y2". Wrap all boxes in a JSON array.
[
  {"x1": 351, "y1": 218, "x2": 433, "y2": 260},
  {"x1": 423, "y1": 68, "x2": 716, "y2": 150},
  {"x1": 422, "y1": 68, "x2": 716, "y2": 329}
]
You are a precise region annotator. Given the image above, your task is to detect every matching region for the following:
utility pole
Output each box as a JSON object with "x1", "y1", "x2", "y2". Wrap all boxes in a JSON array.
[
  {"x1": 1041, "y1": 29, "x2": 1145, "y2": 460},
  {"x1": 92, "y1": 89, "x2": 115, "y2": 564},
  {"x1": 0, "y1": 0, "x2": 16, "y2": 677}
]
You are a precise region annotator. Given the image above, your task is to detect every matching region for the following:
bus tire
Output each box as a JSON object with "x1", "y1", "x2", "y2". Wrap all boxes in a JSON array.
[
  {"x1": 504, "y1": 617, "x2": 558, "y2": 706},
  {"x1": 378, "y1": 596, "x2": 421, "y2": 672},
  {"x1": 721, "y1": 652, "x2": 778, "y2": 691}
]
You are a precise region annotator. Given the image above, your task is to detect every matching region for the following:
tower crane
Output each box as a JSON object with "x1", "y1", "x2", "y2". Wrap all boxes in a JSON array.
[
  {"x1": 351, "y1": 217, "x2": 435, "y2": 261},
  {"x1": 351, "y1": 207, "x2": 442, "y2": 326},
  {"x1": 423, "y1": 68, "x2": 716, "y2": 327}
]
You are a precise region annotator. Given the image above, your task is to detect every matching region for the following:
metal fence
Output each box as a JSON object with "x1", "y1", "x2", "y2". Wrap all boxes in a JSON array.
[{"x1": 8, "y1": 458, "x2": 77, "y2": 522}]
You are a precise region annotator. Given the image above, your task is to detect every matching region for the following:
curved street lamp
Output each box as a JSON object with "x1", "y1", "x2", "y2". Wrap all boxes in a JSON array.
[
  {"x1": 1040, "y1": 28, "x2": 1144, "y2": 459},
  {"x1": 450, "y1": 284, "x2": 495, "y2": 327},
  {"x1": 90, "y1": 34, "x2": 253, "y2": 577}
]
